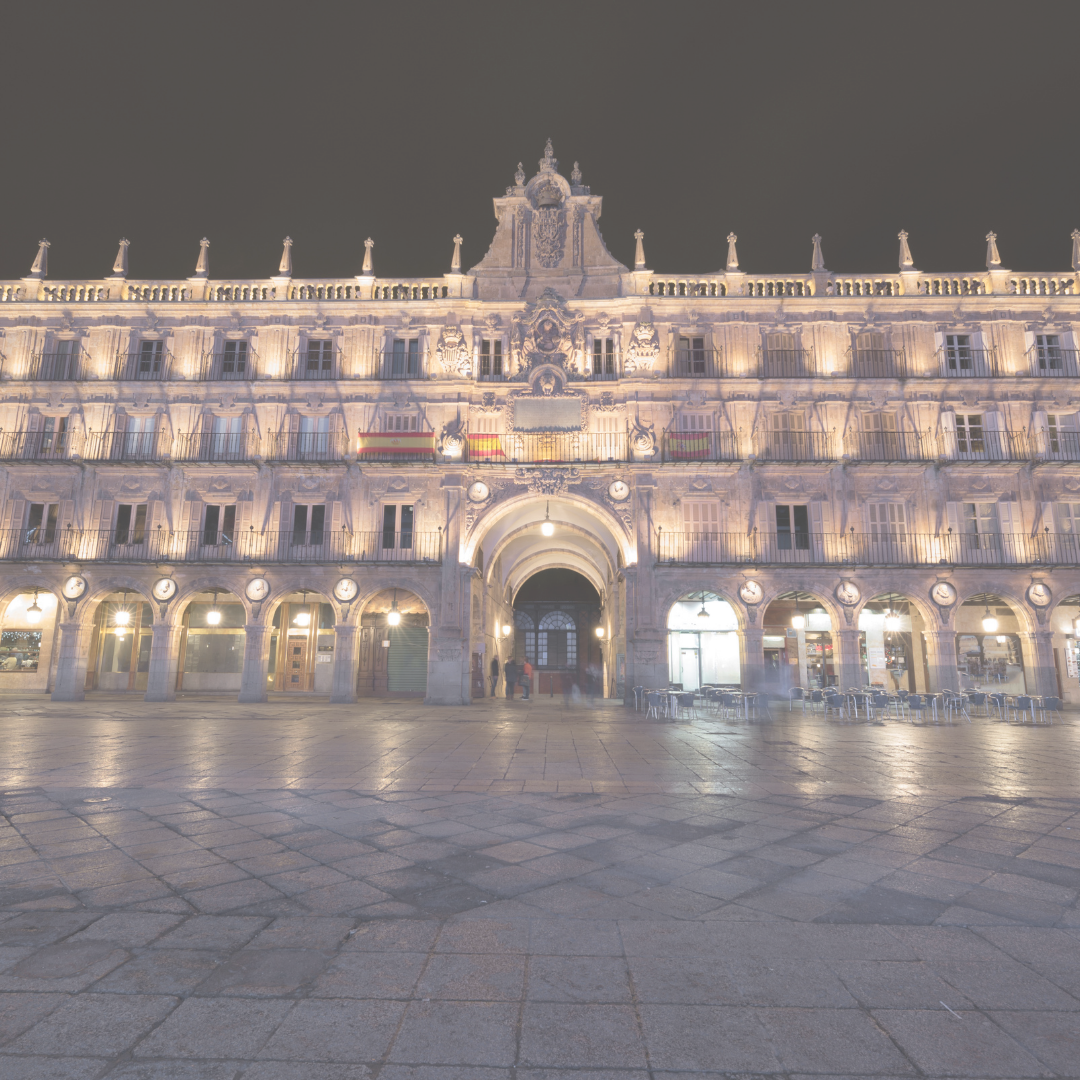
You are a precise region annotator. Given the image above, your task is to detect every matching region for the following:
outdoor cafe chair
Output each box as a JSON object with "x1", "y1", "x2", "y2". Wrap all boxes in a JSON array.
[
  {"x1": 1036, "y1": 696, "x2": 1062, "y2": 725},
  {"x1": 645, "y1": 692, "x2": 664, "y2": 721},
  {"x1": 788, "y1": 687, "x2": 804, "y2": 712},
  {"x1": 1010, "y1": 695, "x2": 1037, "y2": 725}
]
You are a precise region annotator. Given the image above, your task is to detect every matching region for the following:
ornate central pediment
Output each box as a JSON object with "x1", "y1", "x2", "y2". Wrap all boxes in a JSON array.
[{"x1": 510, "y1": 288, "x2": 584, "y2": 379}]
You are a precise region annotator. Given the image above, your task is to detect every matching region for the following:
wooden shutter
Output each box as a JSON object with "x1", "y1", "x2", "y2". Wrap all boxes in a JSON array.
[
  {"x1": 945, "y1": 502, "x2": 962, "y2": 535},
  {"x1": 26, "y1": 412, "x2": 42, "y2": 434},
  {"x1": 997, "y1": 501, "x2": 1018, "y2": 536},
  {"x1": 1044, "y1": 502, "x2": 1057, "y2": 534},
  {"x1": 1, "y1": 498, "x2": 25, "y2": 533}
]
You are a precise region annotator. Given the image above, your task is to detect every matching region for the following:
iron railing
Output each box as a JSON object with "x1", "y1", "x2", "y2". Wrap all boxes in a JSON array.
[
  {"x1": 463, "y1": 431, "x2": 629, "y2": 464},
  {"x1": 114, "y1": 351, "x2": 172, "y2": 381},
  {"x1": 670, "y1": 347, "x2": 721, "y2": 378},
  {"x1": 844, "y1": 430, "x2": 933, "y2": 462},
  {"x1": 847, "y1": 347, "x2": 907, "y2": 379},
  {"x1": 264, "y1": 431, "x2": 349, "y2": 462},
  {"x1": 1042, "y1": 429, "x2": 1080, "y2": 462},
  {"x1": 291, "y1": 348, "x2": 339, "y2": 380},
  {"x1": 1027, "y1": 345, "x2": 1080, "y2": 377},
  {"x1": 660, "y1": 429, "x2": 740, "y2": 462},
  {"x1": 758, "y1": 347, "x2": 817, "y2": 378},
  {"x1": 656, "y1": 530, "x2": 1080, "y2": 567},
  {"x1": 173, "y1": 432, "x2": 258, "y2": 462},
  {"x1": 0, "y1": 527, "x2": 443, "y2": 564},
  {"x1": 82, "y1": 429, "x2": 170, "y2": 462},
  {"x1": 941, "y1": 429, "x2": 1031, "y2": 462},
  {"x1": 937, "y1": 347, "x2": 1002, "y2": 378},
  {"x1": 378, "y1": 349, "x2": 427, "y2": 380},
  {"x1": 199, "y1": 349, "x2": 258, "y2": 381},
  {"x1": 753, "y1": 430, "x2": 836, "y2": 462},
  {"x1": 0, "y1": 429, "x2": 74, "y2": 461},
  {"x1": 27, "y1": 352, "x2": 85, "y2": 381}
]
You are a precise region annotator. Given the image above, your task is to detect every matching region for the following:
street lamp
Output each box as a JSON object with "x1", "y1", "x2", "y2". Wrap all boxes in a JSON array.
[{"x1": 883, "y1": 610, "x2": 902, "y2": 632}]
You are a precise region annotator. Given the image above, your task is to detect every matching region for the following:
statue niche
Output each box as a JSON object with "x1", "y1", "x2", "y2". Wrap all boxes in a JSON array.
[{"x1": 510, "y1": 288, "x2": 584, "y2": 379}]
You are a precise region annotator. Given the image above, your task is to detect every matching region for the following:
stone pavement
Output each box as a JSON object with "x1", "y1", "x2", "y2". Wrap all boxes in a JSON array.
[{"x1": 0, "y1": 693, "x2": 1078, "y2": 1079}]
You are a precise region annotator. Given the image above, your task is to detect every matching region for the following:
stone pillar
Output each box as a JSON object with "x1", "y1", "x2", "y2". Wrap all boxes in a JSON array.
[
  {"x1": 426, "y1": 472, "x2": 469, "y2": 706},
  {"x1": 1019, "y1": 631, "x2": 1057, "y2": 697},
  {"x1": 330, "y1": 624, "x2": 358, "y2": 704},
  {"x1": 238, "y1": 623, "x2": 271, "y2": 703},
  {"x1": 834, "y1": 628, "x2": 863, "y2": 691},
  {"x1": 740, "y1": 626, "x2": 765, "y2": 692},
  {"x1": 51, "y1": 621, "x2": 92, "y2": 702},
  {"x1": 144, "y1": 621, "x2": 183, "y2": 702},
  {"x1": 923, "y1": 631, "x2": 959, "y2": 692}
]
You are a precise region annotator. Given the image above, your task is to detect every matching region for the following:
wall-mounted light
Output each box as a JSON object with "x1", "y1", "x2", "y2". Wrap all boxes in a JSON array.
[
  {"x1": 1073, "y1": 615, "x2": 1080, "y2": 637},
  {"x1": 541, "y1": 501, "x2": 554, "y2": 537},
  {"x1": 595, "y1": 626, "x2": 605, "y2": 639},
  {"x1": 387, "y1": 589, "x2": 401, "y2": 626},
  {"x1": 501, "y1": 623, "x2": 512, "y2": 637},
  {"x1": 206, "y1": 590, "x2": 222, "y2": 626},
  {"x1": 981, "y1": 605, "x2": 999, "y2": 634}
]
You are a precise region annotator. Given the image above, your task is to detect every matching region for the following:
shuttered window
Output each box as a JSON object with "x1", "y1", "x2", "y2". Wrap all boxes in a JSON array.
[
  {"x1": 682, "y1": 501, "x2": 720, "y2": 533},
  {"x1": 25, "y1": 503, "x2": 59, "y2": 544},
  {"x1": 775, "y1": 504, "x2": 810, "y2": 550},
  {"x1": 593, "y1": 338, "x2": 615, "y2": 375},
  {"x1": 955, "y1": 414, "x2": 984, "y2": 453},
  {"x1": 115, "y1": 504, "x2": 147, "y2": 546},
  {"x1": 480, "y1": 338, "x2": 504, "y2": 376},
  {"x1": 202, "y1": 505, "x2": 236, "y2": 546},
  {"x1": 868, "y1": 502, "x2": 907, "y2": 539},
  {"x1": 387, "y1": 626, "x2": 428, "y2": 692}
]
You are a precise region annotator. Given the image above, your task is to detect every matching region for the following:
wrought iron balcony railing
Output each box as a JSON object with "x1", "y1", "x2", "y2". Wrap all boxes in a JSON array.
[
  {"x1": 1027, "y1": 345, "x2": 1080, "y2": 377},
  {"x1": 291, "y1": 347, "x2": 339, "y2": 380},
  {"x1": 844, "y1": 430, "x2": 933, "y2": 462},
  {"x1": 82, "y1": 429, "x2": 170, "y2": 462},
  {"x1": 670, "y1": 347, "x2": 721, "y2": 378},
  {"x1": 847, "y1": 347, "x2": 907, "y2": 379},
  {"x1": 660, "y1": 429, "x2": 740, "y2": 462},
  {"x1": 173, "y1": 432, "x2": 258, "y2": 462},
  {"x1": 758, "y1": 347, "x2": 817, "y2": 378},
  {"x1": 753, "y1": 430, "x2": 837, "y2": 462},
  {"x1": 264, "y1": 431, "x2": 348, "y2": 462},
  {"x1": 27, "y1": 351, "x2": 85, "y2": 381},
  {"x1": 198, "y1": 349, "x2": 258, "y2": 381},
  {"x1": 940, "y1": 429, "x2": 1031, "y2": 462},
  {"x1": 1042, "y1": 429, "x2": 1080, "y2": 462},
  {"x1": 937, "y1": 347, "x2": 1002, "y2": 378},
  {"x1": 463, "y1": 431, "x2": 629, "y2": 465},
  {"x1": 0, "y1": 429, "x2": 73, "y2": 461},
  {"x1": 114, "y1": 350, "x2": 172, "y2": 381}
]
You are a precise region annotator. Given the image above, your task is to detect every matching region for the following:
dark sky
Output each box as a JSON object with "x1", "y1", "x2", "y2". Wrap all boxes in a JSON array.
[{"x1": 2, "y1": 1, "x2": 1077, "y2": 282}]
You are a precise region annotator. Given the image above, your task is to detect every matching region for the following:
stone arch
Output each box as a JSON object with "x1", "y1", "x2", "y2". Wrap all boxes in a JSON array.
[
  {"x1": 172, "y1": 576, "x2": 253, "y2": 620},
  {"x1": 955, "y1": 586, "x2": 1035, "y2": 634},
  {"x1": 658, "y1": 581, "x2": 747, "y2": 631}
]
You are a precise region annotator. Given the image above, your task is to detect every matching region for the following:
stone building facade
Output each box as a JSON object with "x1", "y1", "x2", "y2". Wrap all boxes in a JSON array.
[{"x1": 1, "y1": 140, "x2": 1079, "y2": 705}]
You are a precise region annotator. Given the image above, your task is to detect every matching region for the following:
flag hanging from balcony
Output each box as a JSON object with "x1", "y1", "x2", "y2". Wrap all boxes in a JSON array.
[
  {"x1": 356, "y1": 431, "x2": 435, "y2": 457},
  {"x1": 667, "y1": 431, "x2": 710, "y2": 459},
  {"x1": 467, "y1": 433, "x2": 506, "y2": 460}
]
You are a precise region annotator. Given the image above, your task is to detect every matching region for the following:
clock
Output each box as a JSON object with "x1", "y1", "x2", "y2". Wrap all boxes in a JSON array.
[
  {"x1": 467, "y1": 481, "x2": 490, "y2": 503},
  {"x1": 152, "y1": 578, "x2": 177, "y2": 602},
  {"x1": 739, "y1": 580, "x2": 764, "y2": 605},
  {"x1": 245, "y1": 577, "x2": 270, "y2": 602},
  {"x1": 836, "y1": 581, "x2": 861, "y2": 606},
  {"x1": 333, "y1": 577, "x2": 359, "y2": 603},
  {"x1": 931, "y1": 581, "x2": 957, "y2": 606},
  {"x1": 608, "y1": 480, "x2": 630, "y2": 502},
  {"x1": 62, "y1": 575, "x2": 87, "y2": 600},
  {"x1": 1027, "y1": 583, "x2": 1052, "y2": 607}
]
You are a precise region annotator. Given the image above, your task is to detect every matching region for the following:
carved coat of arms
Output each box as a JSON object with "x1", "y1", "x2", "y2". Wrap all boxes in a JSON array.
[
  {"x1": 435, "y1": 325, "x2": 472, "y2": 378},
  {"x1": 510, "y1": 288, "x2": 584, "y2": 377},
  {"x1": 534, "y1": 206, "x2": 565, "y2": 268},
  {"x1": 624, "y1": 321, "x2": 660, "y2": 373}
]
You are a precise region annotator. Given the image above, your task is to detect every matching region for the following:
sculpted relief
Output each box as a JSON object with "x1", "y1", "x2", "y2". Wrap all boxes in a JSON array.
[
  {"x1": 623, "y1": 320, "x2": 660, "y2": 374},
  {"x1": 510, "y1": 288, "x2": 584, "y2": 378},
  {"x1": 436, "y1": 324, "x2": 472, "y2": 378}
]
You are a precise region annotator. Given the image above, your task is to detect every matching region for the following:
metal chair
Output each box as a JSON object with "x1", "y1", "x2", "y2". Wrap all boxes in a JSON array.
[
  {"x1": 1011, "y1": 695, "x2": 1036, "y2": 725},
  {"x1": 869, "y1": 692, "x2": 891, "y2": 721},
  {"x1": 942, "y1": 691, "x2": 971, "y2": 724},
  {"x1": 788, "y1": 686, "x2": 804, "y2": 712},
  {"x1": 675, "y1": 692, "x2": 696, "y2": 720},
  {"x1": 905, "y1": 694, "x2": 930, "y2": 723},
  {"x1": 633, "y1": 686, "x2": 645, "y2": 711},
  {"x1": 823, "y1": 692, "x2": 847, "y2": 721},
  {"x1": 1036, "y1": 696, "x2": 1062, "y2": 725},
  {"x1": 966, "y1": 692, "x2": 988, "y2": 718},
  {"x1": 645, "y1": 692, "x2": 663, "y2": 721},
  {"x1": 808, "y1": 688, "x2": 824, "y2": 714}
]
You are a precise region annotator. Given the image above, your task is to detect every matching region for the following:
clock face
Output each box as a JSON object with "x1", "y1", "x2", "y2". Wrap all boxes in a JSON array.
[
  {"x1": 608, "y1": 480, "x2": 630, "y2": 501},
  {"x1": 1027, "y1": 583, "x2": 1052, "y2": 607},
  {"x1": 245, "y1": 577, "x2": 270, "y2": 602},
  {"x1": 152, "y1": 578, "x2": 177, "y2": 602},
  {"x1": 62, "y1": 575, "x2": 87, "y2": 600},
  {"x1": 931, "y1": 582, "x2": 957, "y2": 606},
  {"x1": 739, "y1": 580, "x2": 763, "y2": 605},
  {"x1": 467, "y1": 481, "x2": 490, "y2": 503},
  {"x1": 333, "y1": 577, "x2": 359, "y2": 602},
  {"x1": 836, "y1": 582, "x2": 860, "y2": 605}
]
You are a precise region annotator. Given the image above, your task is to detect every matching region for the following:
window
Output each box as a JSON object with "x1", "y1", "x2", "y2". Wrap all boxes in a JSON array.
[
  {"x1": 514, "y1": 610, "x2": 536, "y2": 663},
  {"x1": 775, "y1": 504, "x2": 810, "y2": 550},
  {"x1": 40, "y1": 415, "x2": 68, "y2": 456},
  {"x1": 678, "y1": 335, "x2": 706, "y2": 375},
  {"x1": 1053, "y1": 503, "x2": 1080, "y2": 533},
  {"x1": 593, "y1": 337, "x2": 615, "y2": 376},
  {"x1": 945, "y1": 334, "x2": 973, "y2": 371},
  {"x1": 863, "y1": 412, "x2": 897, "y2": 433},
  {"x1": 856, "y1": 332, "x2": 886, "y2": 361},
  {"x1": 538, "y1": 611, "x2": 577, "y2": 668},
  {"x1": 963, "y1": 501, "x2": 999, "y2": 540},
  {"x1": 769, "y1": 412, "x2": 808, "y2": 456},
  {"x1": 49, "y1": 339, "x2": 80, "y2": 379},
  {"x1": 384, "y1": 413, "x2": 418, "y2": 432},
  {"x1": 682, "y1": 500, "x2": 720, "y2": 534},
  {"x1": 390, "y1": 338, "x2": 420, "y2": 378},
  {"x1": 680, "y1": 412, "x2": 713, "y2": 432},
  {"x1": 114, "y1": 504, "x2": 147, "y2": 546},
  {"x1": 480, "y1": 339, "x2": 503, "y2": 378},
  {"x1": 1035, "y1": 334, "x2": 1063, "y2": 370},
  {"x1": 305, "y1": 339, "x2": 333, "y2": 377},
  {"x1": 137, "y1": 340, "x2": 164, "y2": 377},
  {"x1": 123, "y1": 416, "x2": 154, "y2": 457},
  {"x1": 222, "y1": 340, "x2": 248, "y2": 375},
  {"x1": 381, "y1": 504, "x2": 413, "y2": 549},
  {"x1": 202, "y1": 504, "x2": 236, "y2": 547},
  {"x1": 868, "y1": 502, "x2": 907, "y2": 541},
  {"x1": 25, "y1": 503, "x2": 58, "y2": 544},
  {"x1": 299, "y1": 414, "x2": 330, "y2": 455},
  {"x1": 211, "y1": 415, "x2": 244, "y2": 457},
  {"x1": 955, "y1": 414, "x2": 984, "y2": 454},
  {"x1": 1047, "y1": 414, "x2": 1077, "y2": 454},
  {"x1": 291, "y1": 504, "x2": 326, "y2": 547}
]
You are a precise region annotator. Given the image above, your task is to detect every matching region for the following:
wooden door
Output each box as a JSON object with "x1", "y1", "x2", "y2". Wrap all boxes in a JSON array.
[{"x1": 285, "y1": 634, "x2": 310, "y2": 690}]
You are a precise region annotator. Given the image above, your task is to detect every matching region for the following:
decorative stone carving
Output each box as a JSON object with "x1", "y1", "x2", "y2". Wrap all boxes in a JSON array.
[
  {"x1": 630, "y1": 417, "x2": 656, "y2": 456},
  {"x1": 436, "y1": 324, "x2": 472, "y2": 378},
  {"x1": 510, "y1": 288, "x2": 584, "y2": 378},
  {"x1": 623, "y1": 320, "x2": 660, "y2": 374},
  {"x1": 516, "y1": 467, "x2": 580, "y2": 496}
]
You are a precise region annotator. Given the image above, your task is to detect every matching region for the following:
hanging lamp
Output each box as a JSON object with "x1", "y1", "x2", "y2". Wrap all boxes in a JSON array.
[
  {"x1": 696, "y1": 592, "x2": 710, "y2": 620},
  {"x1": 206, "y1": 590, "x2": 222, "y2": 626},
  {"x1": 541, "y1": 501, "x2": 554, "y2": 537},
  {"x1": 790, "y1": 594, "x2": 806, "y2": 631},
  {"x1": 981, "y1": 604, "x2": 999, "y2": 634},
  {"x1": 293, "y1": 590, "x2": 311, "y2": 627},
  {"x1": 387, "y1": 588, "x2": 402, "y2": 626},
  {"x1": 25, "y1": 591, "x2": 42, "y2": 625}
]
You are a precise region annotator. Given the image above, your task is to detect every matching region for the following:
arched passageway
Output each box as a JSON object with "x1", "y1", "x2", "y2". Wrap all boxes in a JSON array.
[
  {"x1": 357, "y1": 588, "x2": 430, "y2": 696},
  {"x1": 955, "y1": 593, "x2": 1027, "y2": 694},
  {"x1": 267, "y1": 591, "x2": 336, "y2": 692},
  {"x1": 84, "y1": 589, "x2": 156, "y2": 693},
  {"x1": 858, "y1": 593, "x2": 930, "y2": 693},
  {"x1": 666, "y1": 592, "x2": 740, "y2": 691},
  {"x1": 175, "y1": 590, "x2": 246, "y2": 693},
  {"x1": 0, "y1": 589, "x2": 59, "y2": 691},
  {"x1": 762, "y1": 591, "x2": 834, "y2": 693}
]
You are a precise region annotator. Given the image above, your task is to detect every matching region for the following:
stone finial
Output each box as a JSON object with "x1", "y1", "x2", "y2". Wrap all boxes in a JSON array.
[
  {"x1": 898, "y1": 229, "x2": 915, "y2": 270},
  {"x1": 539, "y1": 139, "x2": 557, "y2": 172},
  {"x1": 811, "y1": 233, "x2": 826, "y2": 272},
  {"x1": 633, "y1": 230, "x2": 646, "y2": 271},
  {"x1": 985, "y1": 231, "x2": 1001, "y2": 269},
  {"x1": 571, "y1": 161, "x2": 582, "y2": 185},
  {"x1": 278, "y1": 236, "x2": 293, "y2": 277},
  {"x1": 361, "y1": 237, "x2": 374, "y2": 276},
  {"x1": 193, "y1": 238, "x2": 210, "y2": 279},
  {"x1": 451, "y1": 234, "x2": 463, "y2": 273},
  {"x1": 514, "y1": 162, "x2": 525, "y2": 187},
  {"x1": 28, "y1": 238, "x2": 50, "y2": 278},
  {"x1": 1072, "y1": 229, "x2": 1080, "y2": 272},
  {"x1": 111, "y1": 238, "x2": 130, "y2": 278},
  {"x1": 726, "y1": 233, "x2": 739, "y2": 271}
]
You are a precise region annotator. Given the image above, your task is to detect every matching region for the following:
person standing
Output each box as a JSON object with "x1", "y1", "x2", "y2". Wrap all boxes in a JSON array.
[
  {"x1": 504, "y1": 659, "x2": 517, "y2": 700},
  {"x1": 490, "y1": 655, "x2": 500, "y2": 697},
  {"x1": 521, "y1": 658, "x2": 533, "y2": 700}
]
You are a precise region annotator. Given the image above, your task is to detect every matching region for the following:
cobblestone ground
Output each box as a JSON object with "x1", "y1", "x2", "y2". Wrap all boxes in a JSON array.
[{"x1": 0, "y1": 692, "x2": 1078, "y2": 1080}]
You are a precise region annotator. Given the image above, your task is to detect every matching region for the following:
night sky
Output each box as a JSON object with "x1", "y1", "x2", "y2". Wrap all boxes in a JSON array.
[{"x1": 2, "y1": 1, "x2": 1077, "y2": 282}]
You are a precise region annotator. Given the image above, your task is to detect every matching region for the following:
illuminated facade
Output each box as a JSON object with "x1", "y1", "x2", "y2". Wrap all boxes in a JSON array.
[{"x1": 2, "y1": 141, "x2": 1080, "y2": 704}]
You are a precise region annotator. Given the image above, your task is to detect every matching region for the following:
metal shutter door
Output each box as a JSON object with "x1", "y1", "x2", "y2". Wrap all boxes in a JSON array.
[{"x1": 387, "y1": 627, "x2": 428, "y2": 693}]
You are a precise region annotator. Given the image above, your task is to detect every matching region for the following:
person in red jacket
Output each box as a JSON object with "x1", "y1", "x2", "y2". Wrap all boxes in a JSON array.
[{"x1": 520, "y1": 658, "x2": 533, "y2": 700}]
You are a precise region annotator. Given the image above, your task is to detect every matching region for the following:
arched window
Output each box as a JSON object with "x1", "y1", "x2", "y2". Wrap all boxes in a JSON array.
[
  {"x1": 537, "y1": 611, "x2": 576, "y2": 668},
  {"x1": 514, "y1": 611, "x2": 535, "y2": 629},
  {"x1": 514, "y1": 610, "x2": 536, "y2": 661}
]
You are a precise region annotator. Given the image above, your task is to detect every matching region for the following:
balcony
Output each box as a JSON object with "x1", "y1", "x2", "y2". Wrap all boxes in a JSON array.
[
  {"x1": 0, "y1": 429, "x2": 73, "y2": 461},
  {"x1": 941, "y1": 429, "x2": 1031, "y2": 463},
  {"x1": 844, "y1": 430, "x2": 933, "y2": 462},
  {"x1": 83, "y1": 430, "x2": 170, "y2": 463},
  {"x1": 0, "y1": 527, "x2": 443, "y2": 565},
  {"x1": 660, "y1": 429, "x2": 740, "y2": 463},
  {"x1": 28, "y1": 351, "x2": 85, "y2": 381},
  {"x1": 264, "y1": 431, "x2": 348, "y2": 463},
  {"x1": 199, "y1": 348, "x2": 257, "y2": 381},
  {"x1": 292, "y1": 346, "x2": 338, "y2": 380},
  {"x1": 758, "y1": 347, "x2": 817, "y2": 378},
  {"x1": 378, "y1": 348, "x2": 427, "y2": 380},
  {"x1": 114, "y1": 350, "x2": 172, "y2": 381},
  {"x1": 174, "y1": 432, "x2": 258, "y2": 463},
  {"x1": 1042, "y1": 430, "x2": 1080, "y2": 462},
  {"x1": 670, "y1": 347, "x2": 721, "y2": 378},
  {"x1": 937, "y1": 346, "x2": 1002, "y2": 378},
  {"x1": 463, "y1": 431, "x2": 629, "y2": 465},
  {"x1": 1027, "y1": 345, "x2": 1080, "y2": 377},
  {"x1": 847, "y1": 347, "x2": 907, "y2": 379},
  {"x1": 655, "y1": 530, "x2": 1066, "y2": 568},
  {"x1": 753, "y1": 430, "x2": 836, "y2": 462}
]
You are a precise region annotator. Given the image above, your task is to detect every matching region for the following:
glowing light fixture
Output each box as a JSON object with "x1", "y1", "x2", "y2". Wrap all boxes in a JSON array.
[
  {"x1": 790, "y1": 596, "x2": 806, "y2": 631},
  {"x1": 540, "y1": 501, "x2": 554, "y2": 537},
  {"x1": 25, "y1": 592, "x2": 43, "y2": 625},
  {"x1": 595, "y1": 626, "x2": 605, "y2": 638},
  {"x1": 293, "y1": 591, "x2": 311, "y2": 627},
  {"x1": 387, "y1": 589, "x2": 402, "y2": 627},
  {"x1": 501, "y1": 623, "x2": 512, "y2": 637},
  {"x1": 696, "y1": 593, "x2": 710, "y2": 620},
  {"x1": 981, "y1": 605, "x2": 999, "y2": 634},
  {"x1": 883, "y1": 610, "x2": 902, "y2": 632},
  {"x1": 206, "y1": 590, "x2": 222, "y2": 626},
  {"x1": 996, "y1": 635, "x2": 1008, "y2": 644},
  {"x1": 113, "y1": 609, "x2": 130, "y2": 627}
]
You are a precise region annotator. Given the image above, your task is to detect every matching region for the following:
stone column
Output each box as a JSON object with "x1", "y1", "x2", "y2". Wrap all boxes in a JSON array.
[
  {"x1": 740, "y1": 626, "x2": 765, "y2": 692},
  {"x1": 834, "y1": 628, "x2": 863, "y2": 691},
  {"x1": 922, "y1": 630, "x2": 959, "y2": 692},
  {"x1": 51, "y1": 621, "x2": 93, "y2": 702},
  {"x1": 330, "y1": 624, "x2": 358, "y2": 704},
  {"x1": 144, "y1": 621, "x2": 184, "y2": 702},
  {"x1": 238, "y1": 623, "x2": 271, "y2": 703},
  {"x1": 1019, "y1": 631, "x2": 1057, "y2": 697}
]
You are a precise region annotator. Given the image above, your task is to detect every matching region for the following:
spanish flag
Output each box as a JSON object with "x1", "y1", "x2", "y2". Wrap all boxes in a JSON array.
[
  {"x1": 668, "y1": 431, "x2": 711, "y2": 459},
  {"x1": 356, "y1": 431, "x2": 435, "y2": 457},
  {"x1": 467, "y1": 433, "x2": 506, "y2": 460}
]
